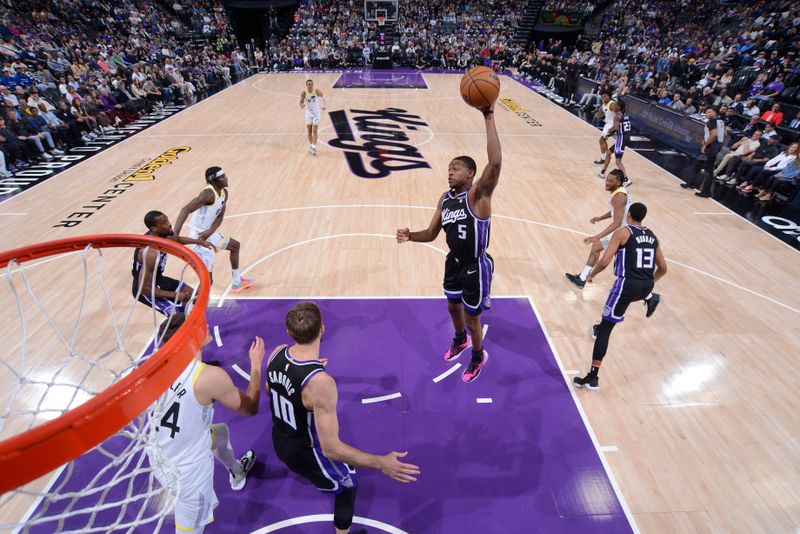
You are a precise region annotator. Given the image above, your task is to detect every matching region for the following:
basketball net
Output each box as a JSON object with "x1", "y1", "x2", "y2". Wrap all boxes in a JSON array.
[
  {"x1": 0, "y1": 237, "x2": 208, "y2": 533},
  {"x1": 377, "y1": 14, "x2": 385, "y2": 27}
]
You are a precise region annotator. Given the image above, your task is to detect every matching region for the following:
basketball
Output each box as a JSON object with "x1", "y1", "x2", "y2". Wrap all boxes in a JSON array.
[{"x1": 460, "y1": 66, "x2": 500, "y2": 109}]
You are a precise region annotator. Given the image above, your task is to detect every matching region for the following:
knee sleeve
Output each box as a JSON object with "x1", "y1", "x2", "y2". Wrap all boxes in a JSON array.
[{"x1": 333, "y1": 486, "x2": 357, "y2": 530}]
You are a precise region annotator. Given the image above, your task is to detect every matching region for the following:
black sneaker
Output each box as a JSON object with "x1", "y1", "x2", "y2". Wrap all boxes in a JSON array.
[
  {"x1": 623, "y1": 178, "x2": 634, "y2": 187},
  {"x1": 645, "y1": 293, "x2": 661, "y2": 318},
  {"x1": 591, "y1": 324, "x2": 598, "y2": 340},
  {"x1": 593, "y1": 158, "x2": 605, "y2": 164},
  {"x1": 573, "y1": 374, "x2": 599, "y2": 390},
  {"x1": 565, "y1": 273, "x2": 586, "y2": 289},
  {"x1": 695, "y1": 191, "x2": 711, "y2": 198},
  {"x1": 680, "y1": 182, "x2": 695, "y2": 189}
]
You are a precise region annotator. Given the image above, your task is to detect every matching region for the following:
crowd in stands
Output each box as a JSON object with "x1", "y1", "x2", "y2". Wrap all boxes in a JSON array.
[
  {"x1": 0, "y1": 0, "x2": 248, "y2": 178},
  {"x1": 543, "y1": 0, "x2": 596, "y2": 17},
  {"x1": 255, "y1": 0, "x2": 525, "y2": 71},
  {"x1": 511, "y1": 0, "x2": 800, "y2": 203}
]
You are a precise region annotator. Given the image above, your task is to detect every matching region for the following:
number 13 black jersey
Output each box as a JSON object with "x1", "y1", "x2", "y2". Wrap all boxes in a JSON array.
[
  {"x1": 614, "y1": 225, "x2": 658, "y2": 280},
  {"x1": 440, "y1": 190, "x2": 491, "y2": 261},
  {"x1": 267, "y1": 346, "x2": 326, "y2": 449}
]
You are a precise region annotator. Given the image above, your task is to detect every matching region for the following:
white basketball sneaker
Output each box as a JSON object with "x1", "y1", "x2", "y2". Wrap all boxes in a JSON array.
[{"x1": 229, "y1": 449, "x2": 256, "y2": 491}]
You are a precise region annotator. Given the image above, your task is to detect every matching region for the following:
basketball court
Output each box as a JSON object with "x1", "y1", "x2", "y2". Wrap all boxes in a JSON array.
[{"x1": 1, "y1": 71, "x2": 799, "y2": 532}]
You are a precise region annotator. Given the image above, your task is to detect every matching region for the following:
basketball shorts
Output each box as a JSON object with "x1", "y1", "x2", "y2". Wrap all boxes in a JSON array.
[
  {"x1": 274, "y1": 439, "x2": 356, "y2": 494},
  {"x1": 163, "y1": 457, "x2": 216, "y2": 532},
  {"x1": 602, "y1": 277, "x2": 654, "y2": 323},
  {"x1": 613, "y1": 134, "x2": 626, "y2": 156},
  {"x1": 305, "y1": 111, "x2": 321, "y2": 125},
  {"x1": 134, "y1": 276, "x2": 188, "y2": 316},
  {"x1": 188, "y1": 231, "x2": 229, "y2": 273},
  {"x1": 601, "y1": 123, "x2": 615, "y2": 138},
  {"x1": 443, "y1": 252, "x2": 494, "y2": 315}
]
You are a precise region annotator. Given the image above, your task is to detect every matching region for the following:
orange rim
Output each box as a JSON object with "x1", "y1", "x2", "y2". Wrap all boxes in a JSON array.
[{"x1": 0, "y1": 234, "x2": 210, "y2": 494}]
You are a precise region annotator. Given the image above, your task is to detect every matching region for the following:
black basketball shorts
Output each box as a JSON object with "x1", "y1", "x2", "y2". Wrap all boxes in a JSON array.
[{"x1": 443, "y1": 252, "x2": 494, "y2": 315}]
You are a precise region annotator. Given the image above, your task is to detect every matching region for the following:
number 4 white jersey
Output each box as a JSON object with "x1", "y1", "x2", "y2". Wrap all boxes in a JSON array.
[{"x1": 153, "y1": 359, "x2": 213, "y2": 469}]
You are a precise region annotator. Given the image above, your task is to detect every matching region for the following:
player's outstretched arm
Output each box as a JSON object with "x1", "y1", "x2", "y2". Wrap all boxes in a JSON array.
[
  {"x1": 587, "y1": 227, "x2": 629, "y2": 283},
  {"x1": 473, "y1": 102, "x2": 502, "y2": 201},
  {"x1": 196, "y1": 336, "x2": 265, "y2": 416},
  {"x1": 397, "y1": 192, "x2": 445, "y2": 243},
  {"x1": 654, "y1": 244, "x2": 668, "y2": 283},
  {"x1": 586, "y1": 193, "x2": 626, "y2": 244},
  {"x1": 174, "y1": 189, "x2": 214, "y2": 237},
  {"x1": 308, "y1": 373, "x2": 420, "y2": 483}
]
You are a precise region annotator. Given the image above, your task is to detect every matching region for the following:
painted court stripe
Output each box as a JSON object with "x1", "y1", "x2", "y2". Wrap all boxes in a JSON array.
[
  {"x1": 361, "y1": 392, "x2": 402, "y2": 404},
  {"x1": 432, "y1": 363, "x2": 462, "y2": 383},
  {"x1": 476, "y1": 398, "x2": 493, "y2": 404},
  {"x1": 232, "y1": 364, "x2": 250, "y2": 381},
  {"x1": 251, "y1": 514, "x2": 408, "y2": 534},
  {"x1": 524, "y1": 295, "x2": 640, "y2": 533},
  {"x1": 565, "y1": 370, "x2": 580, "y2": 375},
  {"x1": 213, "y1": 325, "x2": 223, "y2": 347},
  {"x1": 600, "y1": 445, "x2": 619, "y2": 452},
  {"x1": 482, "y1": 323, "x2": 489, "y2": 337},
  {"x1": 692, "y1": 212, "x2": 734, "y2": 216}
]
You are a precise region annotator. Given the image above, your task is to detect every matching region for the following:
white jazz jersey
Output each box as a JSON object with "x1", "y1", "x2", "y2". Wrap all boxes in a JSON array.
[
  {"x1": 608, "y1": 185, "x2": 632, "y2": 222},
  {"x1": 305, "y1": 89, "x2": 321, "y2": 123},
  {"x1": 603, "y1": 100, "x2": 616, "y2": 126},
  {"x1": 189, "y1": 185, "x2": 227, "y2": 234},
  {"x1": 154, "y1": 358, "x2": 213, "y2": 469}
]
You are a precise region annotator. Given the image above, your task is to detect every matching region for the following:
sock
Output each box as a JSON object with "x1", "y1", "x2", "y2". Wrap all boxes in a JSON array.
[
  {"x1": 644, "y1": 292, "x2": 653, "y2": 301},
  {"x1": 599, "y1": 154, "x2": 605, "y2": 161},
  {"x1": 579, "y1": 265, "x2": 592, "y2": 281},
  {"x1": 454, "y1": 330, "x2": 467, "y2": 344},
  {"x1": 311, "y1": 144, "x2": 316, "y2": 149},
  {"x1": 211, "y1": 424, "x2": 243, "y2": 476},
  {"x1": 471, "y1": 347, "x2": 484, "y2": 361},
  {"x1": 589, "y1": 365, "x2": 600, "y2": 377},
  {"x1": 232, "y1": 269, "x2": 241, "y2": 285}
]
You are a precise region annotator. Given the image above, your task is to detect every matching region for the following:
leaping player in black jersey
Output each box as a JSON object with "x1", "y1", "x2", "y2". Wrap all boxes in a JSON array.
[
  {"x1": 266, "y1": 302, "x2": 419, "y2": 534},
  {"x1": 397, "y1": 100, "x2": 501, "y2": 383},
  {"x1": 131, "y1": 210, "x2": 213, "y2": 316},
  {"x1": 573, "y1": 203, "x2": 666, "y2": 390}
]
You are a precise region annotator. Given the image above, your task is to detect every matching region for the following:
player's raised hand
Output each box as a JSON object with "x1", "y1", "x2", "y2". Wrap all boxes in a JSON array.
[
  {"x1": 379, "y1": 451, "x2": 420, "y2": 483},
  {"x1": 249, "y1": 336, "x2": 265, "y2": 367},
  {"x1": 396, "y1": 228, "x2": 411, "y2": 243},
  {"x1": 177, "y1": 287, "x2": 193, "y2": 302}
]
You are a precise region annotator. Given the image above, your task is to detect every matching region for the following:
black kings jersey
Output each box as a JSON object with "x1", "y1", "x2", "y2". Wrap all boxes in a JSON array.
[
  {"x1": 267, "y1": 346, "x2": 326, "y2": 449},
  {"x1": 613, "y1": 225, "x2": 658, "y2": 280},
  {"x1": 620, "y1": 112, "x2": 631, "y2": 142},
  {"x1": 132, "y1": 231, "x2": 167, "y2": 292},
  {"x1": 440, "y1": 190, "x2": 490, "y2": 261}
]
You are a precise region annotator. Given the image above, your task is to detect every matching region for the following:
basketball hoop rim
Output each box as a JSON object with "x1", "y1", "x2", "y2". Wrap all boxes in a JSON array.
[{"x1": 0, "y1": 234, "x2": 211, "y2": 494}]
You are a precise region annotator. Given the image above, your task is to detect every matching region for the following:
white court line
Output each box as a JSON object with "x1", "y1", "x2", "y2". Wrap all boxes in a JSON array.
[
  {"x1": 222, "y1": 204, "x2": 800, "y2": 315},
  {"x1": 137, "y1": 131, "x2": 594, "y2": 139},
  {"x1": 525, "y1": 296, "x2": 640, "y2": 533},
  {"x1": 0, "y1": 212, "x2": 26, "y2": 215},
  {"x1": 361, "y1": 392, "x2": 402, "y2": 404},
  {"x1": 476, "y1": 397, "x2": 493, "y2": 404},
  {"x1": 565, "y1": 369, "x2": 580, "y2": 375},
  {"x1": 432, "y1": 363, "x2": 462, "y2": 383},
  {"x1": 213, "y1": 325, "x2": 223, "y2": 347},
  {"x1": 232, "y1": 363, "x2": 251, "y2": 381},
  {"x1": 482, "y1": 323, "x2": 489, "y2": 338},
  {"x1": 600, "y1": 445, "x2": 619, "y2": 452},
  {"x1": 251, "y1": 513, "x2": 408, "y2": 534},
  {"x1": 692, "y1": 212, "x2": 735, "y2": 216}
]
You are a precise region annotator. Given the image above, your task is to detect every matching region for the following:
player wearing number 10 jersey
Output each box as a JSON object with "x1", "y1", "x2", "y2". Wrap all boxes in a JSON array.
[
  {"x1": 267, "y1": 302, "x2": 419, "y2": 534},
  {"x1": 148, "y1": 314, "x2": 264, "y2": 533},
  {"x1": 573, "y1": 203, "x2": 666, "y2": 390}
]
